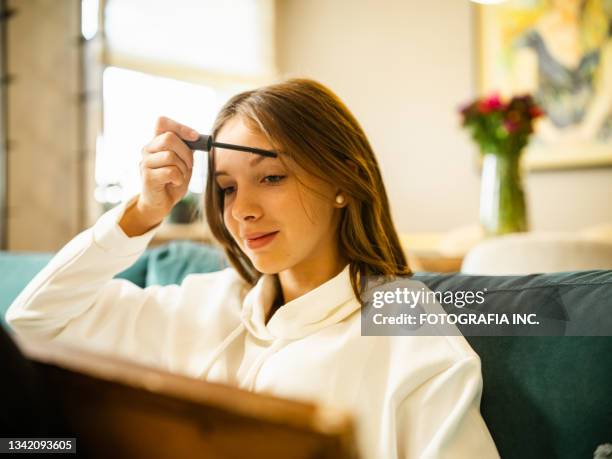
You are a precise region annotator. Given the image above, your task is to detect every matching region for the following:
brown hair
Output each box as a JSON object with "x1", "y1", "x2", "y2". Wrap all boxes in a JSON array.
[{"x1": 204, "y1": 77, "x2": 411, "y2": 304}]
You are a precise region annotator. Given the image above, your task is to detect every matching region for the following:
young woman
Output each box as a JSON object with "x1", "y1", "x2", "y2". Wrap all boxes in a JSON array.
[{"x1": 6, "y1": 78, "x2": 499, "y2": 458}]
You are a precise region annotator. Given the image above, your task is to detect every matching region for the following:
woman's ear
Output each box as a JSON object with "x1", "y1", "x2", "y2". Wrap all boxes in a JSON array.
[{"x1": 333, "y1": 159, "x2": 358, "y2": 208}]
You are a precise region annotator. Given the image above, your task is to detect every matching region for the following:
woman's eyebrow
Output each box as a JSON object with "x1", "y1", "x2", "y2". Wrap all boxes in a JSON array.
[{"x1": 214, "y1": 155, "x2": 275, "y2": 177}]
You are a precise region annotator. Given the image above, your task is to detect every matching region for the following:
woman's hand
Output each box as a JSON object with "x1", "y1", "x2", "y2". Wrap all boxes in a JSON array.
[
  {"x1": 137, "y1": 116, "x2": 199, "y2": 222},
  {"x1": 119, "y1": 117, "x2": 199, "y2": 237}
]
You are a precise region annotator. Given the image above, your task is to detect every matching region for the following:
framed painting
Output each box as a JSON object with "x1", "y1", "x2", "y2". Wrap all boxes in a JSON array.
[{"x1": 474, "y1": 0, "x2": 612, "y2": 170}]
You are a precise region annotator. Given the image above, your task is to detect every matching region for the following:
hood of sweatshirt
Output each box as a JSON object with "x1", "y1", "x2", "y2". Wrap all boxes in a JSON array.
[
  {"x1": 197, "y1": 264, "x2": 360, "y2": 382},
  {"x1": 241, "y1": 263, "x2": 360, "y2": 341}
]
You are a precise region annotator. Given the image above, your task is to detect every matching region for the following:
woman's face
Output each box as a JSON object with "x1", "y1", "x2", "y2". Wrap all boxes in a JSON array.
[{"x1": 214, "y1": 116, "x2": 344, "y2": 275}]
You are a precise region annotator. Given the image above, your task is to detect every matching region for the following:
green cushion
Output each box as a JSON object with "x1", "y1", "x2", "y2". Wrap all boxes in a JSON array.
[
  {"x1": 0, "y1": 251, "x2": 54, "y2": 328},
  {"x1": 136, "y1": 240, "x2": 228, "y2": 287},
  {"x1": 0, "y1": 241, "x2": 227, "y2": 327},
  {"x1": 413, "y1": 270, "x2": 612, "y2": 459},
  {"x1": 467, "y1": 336, "x2": 611, "y2": 459}
]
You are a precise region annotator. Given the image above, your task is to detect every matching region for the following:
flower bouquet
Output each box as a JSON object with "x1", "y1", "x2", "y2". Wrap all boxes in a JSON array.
[{"x1": 458, "y1": 93, "x2": 544, "y2": 236}]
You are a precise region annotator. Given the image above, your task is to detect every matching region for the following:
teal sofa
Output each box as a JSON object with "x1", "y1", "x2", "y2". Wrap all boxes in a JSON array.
[{"x1": 1, "y1": 242, "x2": 611, "y2": 459}]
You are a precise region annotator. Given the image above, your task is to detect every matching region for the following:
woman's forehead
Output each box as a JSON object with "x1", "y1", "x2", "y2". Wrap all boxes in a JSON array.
[
  {"x1": 213, "y1": 116, "x2": 302, "y2": 175},
  {"x1": 216, "y1": 116, "x2": 273, "y2": 149}
]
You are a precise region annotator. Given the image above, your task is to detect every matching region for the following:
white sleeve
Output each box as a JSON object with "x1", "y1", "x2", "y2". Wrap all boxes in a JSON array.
[
  {"x1": 396, "y1": 355, "x2": 500, "y2": 459},
  {"x1": 4, "y1": 194, "x2": 167, "y2": 357}
]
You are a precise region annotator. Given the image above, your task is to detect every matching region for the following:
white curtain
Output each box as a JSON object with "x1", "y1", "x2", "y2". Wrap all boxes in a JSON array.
[{"x1": 104, "y1": 0, "x2": 277, "y2": 83}]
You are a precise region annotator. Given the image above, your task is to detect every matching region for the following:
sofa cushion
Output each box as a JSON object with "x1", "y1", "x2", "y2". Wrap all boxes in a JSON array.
[
  {"x1": 0, "y1": 241, "x2": 227, "y2": 328},
  {"x1": 0, "y1": 251, "x2": 54, "y2": 328},
  {"x1": 465, "y1": 336, "x2": 611, "y2": 459},
  {"x1": 135, "y1": 240, "x2": 228, "y2": 286},
  {"x1": 413, "y1": 270, "x2": 612, "y2": 459}
]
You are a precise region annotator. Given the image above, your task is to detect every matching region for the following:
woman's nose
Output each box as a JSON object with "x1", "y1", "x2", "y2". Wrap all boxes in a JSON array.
[{"x1": 230, "y1": 189, "x2": 262, "y2": 222}]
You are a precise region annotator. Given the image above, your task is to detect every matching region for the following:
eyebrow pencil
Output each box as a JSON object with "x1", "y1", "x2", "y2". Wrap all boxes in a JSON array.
[{"x1": 184, "y1": 134, "x2": 278, "y2": 158}]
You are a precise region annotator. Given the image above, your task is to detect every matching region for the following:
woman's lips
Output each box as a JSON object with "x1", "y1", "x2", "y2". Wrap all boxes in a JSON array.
[{"x1": 245, "y1": 231, "x2": 279, "y2": 249}]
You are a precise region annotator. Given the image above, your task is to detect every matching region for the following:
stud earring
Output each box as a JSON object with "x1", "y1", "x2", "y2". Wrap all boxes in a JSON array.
[{"x1": 335, "y1": 194, "x2": 345, "y2": 205}]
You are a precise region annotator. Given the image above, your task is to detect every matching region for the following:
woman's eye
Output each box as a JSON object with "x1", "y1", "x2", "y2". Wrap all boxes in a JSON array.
[
  {"x1": 219, "y1": 176, "x2": 285, "y2": 195},
  {"x1": 262, "y1": 175, "x2": 286, "y2": 184}
]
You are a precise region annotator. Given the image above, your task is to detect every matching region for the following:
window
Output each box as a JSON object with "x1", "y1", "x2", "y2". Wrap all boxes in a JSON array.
[{"x1": 90, "y1": 0, "x2": 277, "y2": 206}]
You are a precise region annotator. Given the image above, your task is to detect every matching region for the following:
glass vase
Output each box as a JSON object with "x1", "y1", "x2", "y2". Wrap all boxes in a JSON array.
[{"x1": 479, "y1": 151, "x2": 528, "y2": 237}]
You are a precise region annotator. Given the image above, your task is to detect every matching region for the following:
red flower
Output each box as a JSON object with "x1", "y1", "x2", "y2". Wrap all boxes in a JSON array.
[
  {"x1": 458, "y1": 91, "x2": 541, "y2": 154},
  {"x1": 478, "y1": 93, "x2": 504, "y2": 114}
]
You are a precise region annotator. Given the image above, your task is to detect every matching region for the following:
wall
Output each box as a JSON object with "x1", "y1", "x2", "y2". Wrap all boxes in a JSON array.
[
  {"x1": 276, "y1": 0, "x2": 612, "y2": 233},
  {"x1": 7, "y1": 0, "x2": 82, "y2": 250}
]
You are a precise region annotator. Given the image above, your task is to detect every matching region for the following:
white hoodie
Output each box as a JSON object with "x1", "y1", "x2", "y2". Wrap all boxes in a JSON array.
[{"x1": 6, "y1": 195, "x2": 500, "y2": 459}]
